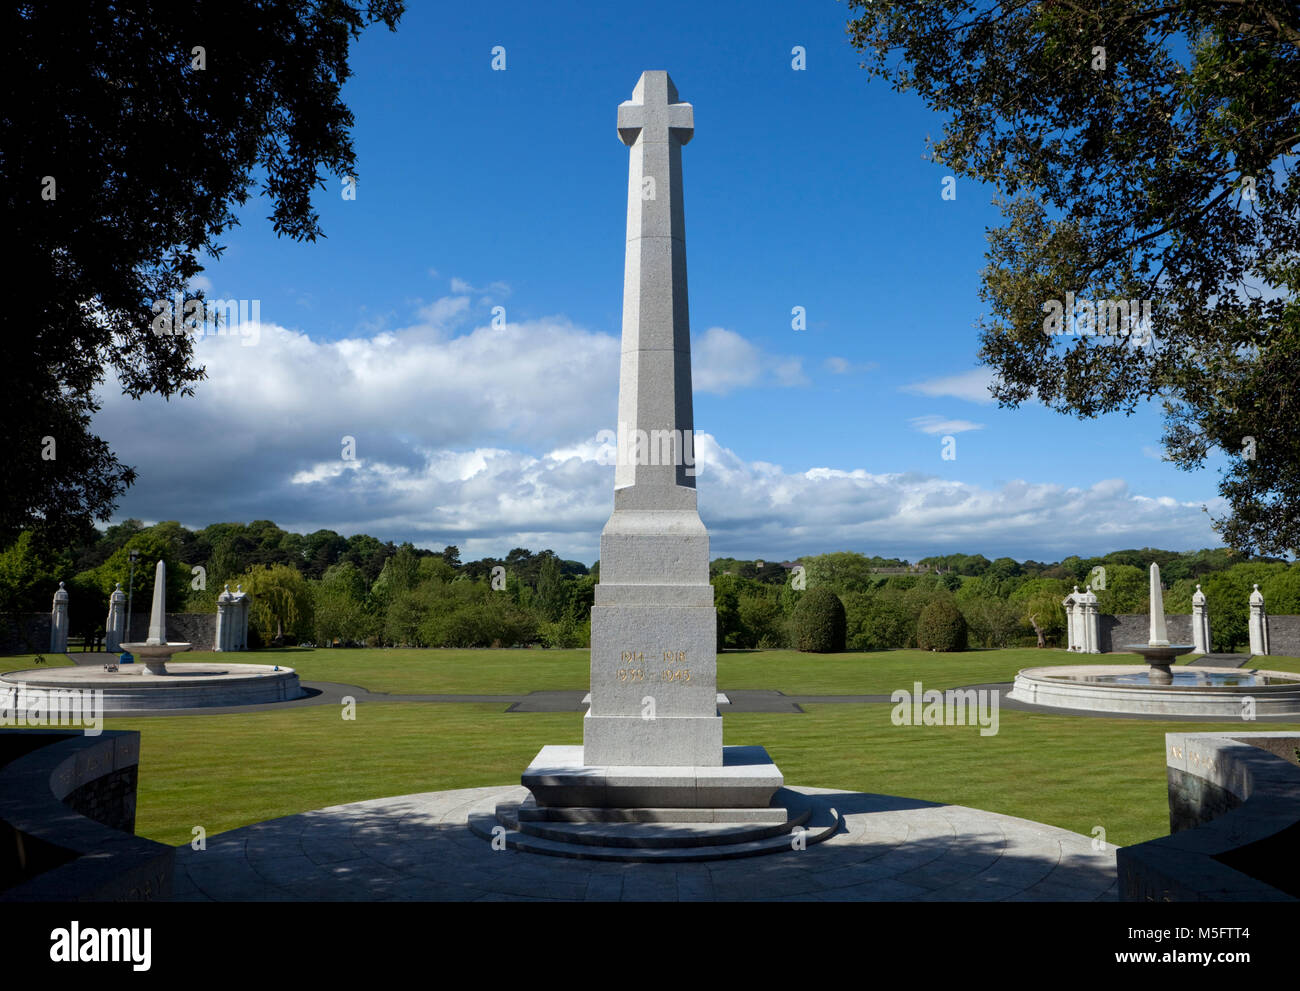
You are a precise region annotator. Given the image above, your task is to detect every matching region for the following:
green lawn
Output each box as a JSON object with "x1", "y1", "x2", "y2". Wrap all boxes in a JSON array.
[
  {"x1": 5, "y1": 645, "x2": 1295, "y2": 852},
  {"x1": 108, "y1": 699, "x2": 1300, "y2": 849},
  {"x1": 0, "y1": 652, "x2": 78, "y2": 672},
  {"x1": 156, "y1": 645, "x2": 1300, "y2": 696}
]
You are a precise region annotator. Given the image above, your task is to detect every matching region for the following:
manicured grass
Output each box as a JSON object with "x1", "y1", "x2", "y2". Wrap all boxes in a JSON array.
[
  {"x1": 1253, "y1": 655, "x2": 1300, "y2": 674},
  {"x1": 182, "y1": 646, "x2": 592, "y2": 694},
  {"x1": 107, "y1": 700, "x2": 1300, "y2": 849},
  {"x1": 0, "y1": 653, "x2": 77, "y2": 672},
  {"x1": 729, "y1": 706, "x2": 1296, "y2": 849},
  {"x1": 162, "y1": 645, "x2": 1195, "y2": 697},
  {"x1": 6, "y1": 647, "x2": 1296, "y2": 696},
  {"x1": 12, "y1": 645, "x2": 1292, "y2": 853},
  {"x1": 719, "y1": 647, "x2": 1118, "y2": 694},
  {"x1": 113, "y1": 703, "x2": 579, "y2": 846}
]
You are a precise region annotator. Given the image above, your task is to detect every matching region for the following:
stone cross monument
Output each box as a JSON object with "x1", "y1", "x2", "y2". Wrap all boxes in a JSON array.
[
  {"x1": 585, "y1": 69, "x2": 720, "y2": 767},
  {"x1": 515, "y1": 71, "x2": 783, "y2": 823}
]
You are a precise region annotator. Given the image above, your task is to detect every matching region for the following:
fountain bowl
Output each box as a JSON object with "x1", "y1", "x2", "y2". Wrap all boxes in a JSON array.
[
  {"x1": 1009, "y1": 663, "x2": 1300, "y2": 717},
  {"x1": 1, "y1": 660, "x2": 305, "y2": 714},
  {"x1": 118, "y1": 640, "x2": 192, "y2": 676},
  {"x1": 1121, "y1": 642, "x2": 1197, "y2": 685}
]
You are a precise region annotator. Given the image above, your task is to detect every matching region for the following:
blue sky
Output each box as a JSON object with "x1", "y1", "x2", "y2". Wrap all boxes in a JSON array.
[{"x1": 95, "y1": 0, "x2": 1232, "y2": 565}]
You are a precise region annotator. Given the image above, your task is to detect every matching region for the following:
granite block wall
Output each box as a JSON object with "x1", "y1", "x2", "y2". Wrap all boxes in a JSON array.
[
  {"x1": 0, "y1": 613, "x2": 51, "y2": 656},
  {"x1": 1098, "y1": 614, "x2": 1192, "y2": 654},
  {"x1": 124, "y1": 612, "x2": 216, "y2": 650},
  {"x1": 1265, "y1": 615, "x2": 1300, "y2": 658}
]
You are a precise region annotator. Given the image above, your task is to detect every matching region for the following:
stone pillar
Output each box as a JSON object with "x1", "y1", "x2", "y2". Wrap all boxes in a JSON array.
[
  {"x1": 585, "y1": 70, "x2": 720, "y2": 768},
  {"x1": 105, "y1": 582, "x2": 127, "y2": 653},
  {"x1": 1078, "y1": 587, "x2": 1100, "y2": 654},
  {"x1": 1063, "y1": 586, "x2": 1080, "y2": 651},
  {"x1": 1248, "y1": 584, "x2": 1269, "y2": 656},
  {"x1": 1191, "y1": 584, "x2": 1211, "y2": 655},
  {"x1": 232, "y1": 585, "x2": 249, "y2": 651},
  {"x1": 50, "y1": 581, "x2": 69, "y2": 654},
  {"x1": 214, "y1": 584, "x2": 233, "y2": 651}
]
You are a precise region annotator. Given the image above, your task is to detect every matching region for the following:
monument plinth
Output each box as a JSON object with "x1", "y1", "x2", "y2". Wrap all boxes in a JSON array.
[{"x1": 513, "y1": 71, "x2": 787, "y2": 836}]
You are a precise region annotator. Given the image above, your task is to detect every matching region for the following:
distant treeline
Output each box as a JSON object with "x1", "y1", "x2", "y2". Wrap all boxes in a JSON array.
[{"x1": 0, "y1": 524, "x2": 1293, "y2": 653}]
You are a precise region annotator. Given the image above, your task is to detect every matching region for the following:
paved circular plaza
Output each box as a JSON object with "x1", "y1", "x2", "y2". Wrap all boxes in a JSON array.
[{"x1": 172, "y1": 785, "x2": 1118, "y2": 902}]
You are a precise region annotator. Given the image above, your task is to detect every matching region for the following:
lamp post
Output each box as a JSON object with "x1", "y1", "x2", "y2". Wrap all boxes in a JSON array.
[{"x1": 126, "y1": 549, "x2": 140, "y2": 646}]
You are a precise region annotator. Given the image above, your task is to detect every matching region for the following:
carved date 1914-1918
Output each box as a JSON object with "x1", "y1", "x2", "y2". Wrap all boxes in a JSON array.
[{"x1": 618, "y1": 650, "x2": 689, "y2": 683}]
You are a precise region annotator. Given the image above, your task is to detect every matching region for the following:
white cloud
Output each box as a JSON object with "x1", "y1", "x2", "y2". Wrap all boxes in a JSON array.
[
  {"x1": 902, "y1": 368, "x2": 997, "y2": 404},
  {"x1": 92, "y1": 311, "x2": 1220, "y2": 563},
  {"x1": 693, "y1": 327, "x2": 808, "y2": 394},
  {"x1": 824, "y1": 356, "x2": 878, "y2": 375},
  {"x1": 909, "y1": 415, "x2": 985, "y2": 435},
  {"x1": 416, "y1": 294, "x2": 471, "y2": 329},
  {"x1": 449, "y1": 277, "x2": 511, "y2": 297}
]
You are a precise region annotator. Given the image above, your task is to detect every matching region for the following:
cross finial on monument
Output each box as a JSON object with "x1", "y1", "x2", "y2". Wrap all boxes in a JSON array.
[
  {"x1": 617, "y1": 71, "x2": 693, "y2": 147},
  {"x1": 611, "y1": 71, "x2": 698, "y2": 501}
]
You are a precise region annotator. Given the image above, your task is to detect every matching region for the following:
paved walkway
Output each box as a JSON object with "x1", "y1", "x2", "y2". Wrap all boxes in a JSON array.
[
  {"x1": 1186, "y1": 653, "x2": 1252, "y2": 668},
  {"x1": 172, "y1": 785, "x2": 1118, "y2": 902}
]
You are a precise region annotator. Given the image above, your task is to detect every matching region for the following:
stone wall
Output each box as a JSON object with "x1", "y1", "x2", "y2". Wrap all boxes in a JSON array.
[
  {"x1": 125, "y1": 612, "x2": 216, "y2": 650},
  {"x1": 1117, "y1": 732, "x2": 1300, "y2": 901},
  {"x1": 1098, "y1": 614, "x2": 1192, "y2": 654},
  {"x1": 64, "y1": 766, "x2": 139, "y2": 834},
  {"x1": 0, "y1": 614, "x2": 51, "y2": 656},
  {"x1": 1099, "y1": 613, "x2": 1300, "y2": 656},
  {"x1": 2, "y1": 611, "x2": 218, "y2": 656},
  {"x1": 1265, "y1": 615, "x2": 1300, "y2": 658},
  {"x1": 0, "y1": 729, "x2": 173, "y2": 901}
]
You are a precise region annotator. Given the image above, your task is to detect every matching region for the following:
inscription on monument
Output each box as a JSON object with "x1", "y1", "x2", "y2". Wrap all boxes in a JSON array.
[{"x1": 617, "y1": 649, "x2": 691, "y2": 683}]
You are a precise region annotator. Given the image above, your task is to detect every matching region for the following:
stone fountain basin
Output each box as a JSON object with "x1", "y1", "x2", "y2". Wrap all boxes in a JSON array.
[
  {"x1": 0, "y1": 663, "x2": 305, "y2": 713},
  {"x1": 1009, "y1": 664, "x2": 1300, "y2": 717}
]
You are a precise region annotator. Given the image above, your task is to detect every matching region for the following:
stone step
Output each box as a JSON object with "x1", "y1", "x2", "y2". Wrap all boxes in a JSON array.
[
  {"x1": 467, "y1": 812, "x2": 837, "y2": 863},
  {"x1": 515, "y1": 796, "x2": 787, "y2": 825},
  {"x1": 506, "y1": 804, "x2": 810, "y2": 849},
  {"x1": 465, "y1": 793, "x2": 839, "y2": 863}
]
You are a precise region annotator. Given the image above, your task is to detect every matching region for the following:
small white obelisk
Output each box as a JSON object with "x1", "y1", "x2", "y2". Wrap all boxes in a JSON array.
[{"x1": 1148, "y1": 563, "x2": 1169, "y2": 646}]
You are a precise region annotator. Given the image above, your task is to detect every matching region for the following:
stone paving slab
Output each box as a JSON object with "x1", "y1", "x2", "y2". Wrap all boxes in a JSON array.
[{"x1": 170, "y1": 784, "x2": 1117, "y2": 902}]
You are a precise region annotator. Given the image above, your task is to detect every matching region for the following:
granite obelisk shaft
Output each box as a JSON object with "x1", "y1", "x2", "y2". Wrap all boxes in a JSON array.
[{"x1": 585, "y1": 71, "x2": 721, "y2": 767}]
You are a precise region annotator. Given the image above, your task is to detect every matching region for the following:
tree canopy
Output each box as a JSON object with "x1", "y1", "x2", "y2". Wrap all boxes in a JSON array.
[
  {"x1": 3, "y1": 1, "x2": 403, "y2": 547},
  {"x1": 846, "y1": 0, "x2": 1300, "y2": 554}
]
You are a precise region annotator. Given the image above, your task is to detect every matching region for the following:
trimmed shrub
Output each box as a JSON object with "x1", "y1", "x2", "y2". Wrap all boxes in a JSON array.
[
  {"x1": 916, "y1": 596, "x2": 968, "y2": 652},
  {"x1": 792, "y1": 588, "x2": 847, "y2": 653}
]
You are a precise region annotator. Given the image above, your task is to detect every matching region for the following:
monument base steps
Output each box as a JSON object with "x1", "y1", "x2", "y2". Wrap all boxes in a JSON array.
[
  {"x1": 468, "y1": 787, "x2": 840, "y2": 863},
  {"x1": 488, "y1": 744, "x2": 839, "y2": 861}
]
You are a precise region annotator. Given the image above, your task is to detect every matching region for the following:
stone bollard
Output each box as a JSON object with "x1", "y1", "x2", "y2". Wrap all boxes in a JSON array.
[
  {"x1": 1191, "y1": 584, "x2": 1211, "y2": 655},
  {"x1": 1077, "y1": 586, "x2": 1100, "y2": 654},
  {"x1": 50, "y1": 582, "x2": 70, "y2": 654},
  {"x1": 1248, "y1": 584, "x2": 1269, "y2": 656},
  {"x1": 231, "y1": 584, "x2": 250, "y2": 650},
  {"x1": 105, "y1": 582, "x2": 127, "y2": 653},
  {"x1": 214, "y1": 584, "x2": 233, "y2": 651},
  {"x1": 1062, "y1": 586, "x2": 1081, "y2": 651}
]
